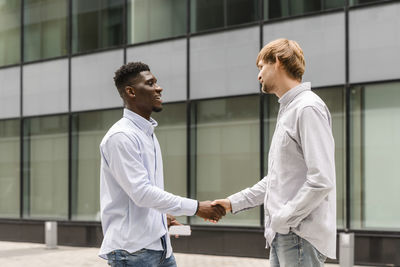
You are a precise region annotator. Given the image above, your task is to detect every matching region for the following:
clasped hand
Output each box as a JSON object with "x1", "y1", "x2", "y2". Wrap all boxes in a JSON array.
[{"x1": 196, "y1": 199, "x2": 232, "y2": 223}]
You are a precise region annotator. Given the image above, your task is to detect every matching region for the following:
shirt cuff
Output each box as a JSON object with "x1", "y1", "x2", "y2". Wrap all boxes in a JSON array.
[
  {"x1": 180, "y1": 197, "x2": 199, "y2": 216},
  {"x1": 195, "y1": 201, "x2": 199, "y2": 215},
  {"x1": 227, "y1": 193, "x2": 244, "y2": 214}
]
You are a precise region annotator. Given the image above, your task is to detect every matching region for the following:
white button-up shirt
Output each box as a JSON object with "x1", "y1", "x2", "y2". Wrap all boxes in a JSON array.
[
  {"x1": 228, "y1": 82, "x2": 336, "y2": 259},
  {"x1": 99, "y1": 109, "x2": 198, "y2": 259}
]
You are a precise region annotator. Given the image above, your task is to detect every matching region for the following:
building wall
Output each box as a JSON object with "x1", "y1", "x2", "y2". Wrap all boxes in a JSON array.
[{"x1": 1, "y1": 0, "x2": 400, "y2": 265}]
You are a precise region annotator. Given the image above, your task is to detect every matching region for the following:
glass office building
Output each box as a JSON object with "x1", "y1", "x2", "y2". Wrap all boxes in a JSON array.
[{"x1": 0, "y1": 0, "x2": 399, "y2": 265}]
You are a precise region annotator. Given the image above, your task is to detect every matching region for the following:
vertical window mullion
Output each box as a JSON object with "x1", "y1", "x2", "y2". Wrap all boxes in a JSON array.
[{"x1": 20, "y1": 0, "x2": 25, "y2": 219}]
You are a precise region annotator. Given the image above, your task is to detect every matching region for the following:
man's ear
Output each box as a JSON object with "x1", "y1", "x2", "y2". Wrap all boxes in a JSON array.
[
  {"x1": 275, "y1": 56, "x2": 281, "y2": 70},
  {"x1": 125, "y1": 85, "x2": 136, "y2": 98}
]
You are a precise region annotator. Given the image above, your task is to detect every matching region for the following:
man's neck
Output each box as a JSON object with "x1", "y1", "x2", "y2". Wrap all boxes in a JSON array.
[
  {"x1": 275, "y1": 78, "x2": 301, "y2": 98},
  {"x1": 126, "y1": 105, "x2": 151, "y2": 121}
]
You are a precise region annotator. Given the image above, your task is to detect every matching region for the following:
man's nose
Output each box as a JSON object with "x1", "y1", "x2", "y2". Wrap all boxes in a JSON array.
[
  {"x1": 257, "y1": 73, "x2": 262, "y2": 81},
  {"x1": 156, "y1": 84, "x2": 163, "y2": 92}
]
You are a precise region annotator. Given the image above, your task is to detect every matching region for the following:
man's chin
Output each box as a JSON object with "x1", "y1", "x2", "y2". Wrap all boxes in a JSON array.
[
  {"x1": 261, "y1": 86, "x2": 270, "y2": 94},
  {"x1": 153, "y1": 106, "x2": 163, "y2": 112},
  {"x1": 261, "y1": 85, "x2": 274, "y2": 95}
]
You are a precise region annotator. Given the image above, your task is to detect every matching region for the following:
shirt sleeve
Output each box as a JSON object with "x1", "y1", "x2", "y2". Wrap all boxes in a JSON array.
[
  {"x1": 270, "y1": 106, "x2": 335, "y2": 234},
  {"x1": 102, "y1": 132, "x2": 198, "y2": 216},
  {"x1": 228, "y1": 176, "x2": 268, "y2": 214}
]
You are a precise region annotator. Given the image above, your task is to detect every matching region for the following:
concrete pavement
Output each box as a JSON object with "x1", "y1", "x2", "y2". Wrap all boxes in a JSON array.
[{"x1": 0, "y1": 241, "x2": 365, "y2": 267}]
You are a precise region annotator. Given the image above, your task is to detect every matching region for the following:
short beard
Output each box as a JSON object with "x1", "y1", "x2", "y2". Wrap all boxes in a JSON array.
[
  {"x1": 153, "y1": 106, "x2": 163, "y2": 112},
  {"x1": 262, "y1": 83, "x2": 275, "y2": 95}
]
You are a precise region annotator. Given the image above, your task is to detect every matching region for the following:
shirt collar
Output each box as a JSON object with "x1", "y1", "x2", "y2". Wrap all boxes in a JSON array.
[
  {"x1": 278, "y1": 82, "x2": 311, "y2": 108},
  {"x1": 123, "y1": 108, "x2": 158, "y2": 135}
]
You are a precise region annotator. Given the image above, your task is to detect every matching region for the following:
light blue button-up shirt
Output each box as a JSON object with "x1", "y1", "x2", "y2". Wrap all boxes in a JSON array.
[
  {"x1": 99, "y1": 109, "x2": 198, "y2": 259},
  {"x1": 228, "y1": 83, "x2": 336, "y2": 259}
]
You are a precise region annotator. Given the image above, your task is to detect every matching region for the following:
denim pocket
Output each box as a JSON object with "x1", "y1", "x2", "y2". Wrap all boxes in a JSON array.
[
  {"x1": 114, "y1": 250, "x2": 129, "y2": 260},
  {"x1": 107, "y1": 250, "x2": 128, "y2": 266}
]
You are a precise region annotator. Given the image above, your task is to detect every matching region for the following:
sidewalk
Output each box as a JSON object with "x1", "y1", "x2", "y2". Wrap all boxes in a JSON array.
[{"x1": 0, "y1": 241, "x2": 363, "y2": 267}]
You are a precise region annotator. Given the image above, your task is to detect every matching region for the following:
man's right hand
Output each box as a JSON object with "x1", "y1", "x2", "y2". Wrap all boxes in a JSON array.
[
  {"x1": 196, "y1": 201, "x2": 226, "y2": 222},
  {"x1": 211, "y1": 199, "x2": 232, "y2": 212}
]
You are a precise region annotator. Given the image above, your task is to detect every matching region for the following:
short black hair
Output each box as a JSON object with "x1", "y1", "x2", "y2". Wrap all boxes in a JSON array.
[{"x1": 113, "y1": 62, "x2": 150, "y2": 97}]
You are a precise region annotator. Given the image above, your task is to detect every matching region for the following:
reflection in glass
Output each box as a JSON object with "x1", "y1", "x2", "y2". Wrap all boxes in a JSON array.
[
  {"x1": 24, "y1": 0, "x2": 68, "y2": 62},
  {"x1": 191, "y1": 0, "x2": 258, "y2": 33},
  {"x1": 192, "y1": 96, "x2": 260, "y2": 226},
  {"x1": 0, "y1": 119, "x2": 20, "y2": 218},
  {"x1": 264, "y1": 87, "x2": 345, "y2": 229},
  {"x1": 71, "y1": 109, "x2": 121, "y2": 221},
  {"x1": 315, "y1": 88, "x2": 345, "y2": 229},
  {"x1": 290, "y1": 0, "x2": 321, "y2": 16},
  {"x1": 128, "y1": 0, "x2": 186, "y2": 44},
  {"x1": 324, "y1": 0, "x2": 345, "y2": 9},
  {"x1": 265, "y1": 0, "x2": 344, "y2": 19},
  {"x1": 350, "y1": 0, "x2": 384, "y2": 5},
  {"x1": 23, "y1": 115, "x2": 68, "y2": 219},
  {"x1": 0, "y1": 0, "x2": 21, "y2": 66},
  {"x1": 152, "y1": 103, "x2": 187, "y2": 224},
  {"x1": 351, "y1": 83, "x2": 400, "y2": 230},
  {"x1": 72, "y1": 0, "x2": 124, "y2": 53}
]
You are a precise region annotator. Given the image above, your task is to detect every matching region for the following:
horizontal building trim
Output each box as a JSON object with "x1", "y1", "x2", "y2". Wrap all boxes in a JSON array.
[
  {"x1": 19, "y1": 111, "x2": 69, "y2": 119},
  {"x1": 0, "y1": 219, "x2": 399, "y2": 265},
  {"x1": 0, "y1": 63, "x2": 20, "y2": 70},
  {"x1": 70, "y1": 45, "x2": 126, "y2": 58},
  {"x1": 22, "y1": 55, "x2": 69, "y2": 66},
  {"x1": 349, "y1": 78, "x2": 400, "y2": 88},
  {"x1": 126, "y1": 35, "x2": 187, "y2": 49},
  {"x1": 189, "y1": 21, "x2": 260, "y2": 38}
]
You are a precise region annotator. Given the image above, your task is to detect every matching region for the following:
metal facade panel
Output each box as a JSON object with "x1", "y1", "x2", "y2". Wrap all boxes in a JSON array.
[
  {"x1": 190, "y1": 26, "x2": 260, "y2": 99},
  {"x1": 0, "y1": 67, "x2": 20, "y2": 119},
  {"x1": 350, "y1": 3, "x2": 400, "y2": 83},
  {"x1": 127, "y1": 39, "x2": 187, "y2": 103},
  {"x1": 71, "y1": 50, "x2": 124, "y2": 112},
  {"x1": 263, "y1": 13, "x2": 345, "y2": 88},
  {"x1": 23, "y1": 59, "x2": 68, "y2": 116}
]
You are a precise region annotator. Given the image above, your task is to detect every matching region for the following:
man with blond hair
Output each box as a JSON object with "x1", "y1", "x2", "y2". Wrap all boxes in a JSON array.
[{"x1": 212, "y1": 38, "x2": 336, "y2": 266}]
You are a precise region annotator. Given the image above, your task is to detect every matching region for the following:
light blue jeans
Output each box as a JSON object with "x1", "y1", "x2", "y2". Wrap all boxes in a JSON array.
[
  {"x1": 269, "y1": 232, "x2": 327, "y2": 267},
  {"x1": 107, "y1": 249, "x2": 177, "y2": 267}
]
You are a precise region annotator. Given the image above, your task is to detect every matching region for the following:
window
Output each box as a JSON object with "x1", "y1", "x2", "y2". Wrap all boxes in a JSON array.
[
  {"x1": 324, "y1": 0, "x2": 345, "y2": 9},
  {"x1": 265, "y1": 0, "x2": 344, "y2": 20},
  {"x1": 191, "y1": 0, "x2": 259, "y2": 33},
  {"x1": 71, "y1": 109, "x2": 121, "y2": 221},
  {"x1": 0, "y1": 0, "x2": 21, "y2": 66},
  {"x1": 264, "y1": 87, "x2": 345, "y2": 228},
  {"x1": 127, "y1": 0, "x2": 186, "y2": 44},
  {"x1": 350, "y1": 0, "x2": 385, "y2": 5},
  {"x1": 72, "y1": 0, "x2": 124, "y2": 54},
  {"x1": 23, "y1": 115, "x2": 68, "y2": 219},
  {"x1": 23, "y1": 0, "x2": 68, "y2": 62},
  {"x1": 315, "y1": 87, "x2": 345, "y2": 229},
  {"x1": 351, "y1": 82, "x2": 400, "y2": 230},
  {"x1": 192, "y1": 96, "x2": 260, "y2": 226},
  {"x1": 152, "y1": 103, "x2": 188, "y2": 223},
  {"x1": 0, "y1": 119, "x2": 20, "y2": 218}
]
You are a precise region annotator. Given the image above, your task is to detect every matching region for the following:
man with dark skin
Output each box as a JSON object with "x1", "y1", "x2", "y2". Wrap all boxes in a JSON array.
[{"x1": 99, "y1": 62, "x2": 225, "y2": 266}]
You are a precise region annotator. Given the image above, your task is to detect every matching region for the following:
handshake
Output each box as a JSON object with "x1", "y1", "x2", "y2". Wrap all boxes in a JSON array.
[{"x1": 195, "y1": 199, "x2": 232, "y2": 223}]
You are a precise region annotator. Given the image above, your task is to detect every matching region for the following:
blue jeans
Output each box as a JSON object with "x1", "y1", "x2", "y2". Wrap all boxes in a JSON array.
[
  {"x1": 269, "y1": 232, "x2": 327, "y2": 267},
  {"x1": 107, "y1": 249, "x2": 177, "y2": 267}
]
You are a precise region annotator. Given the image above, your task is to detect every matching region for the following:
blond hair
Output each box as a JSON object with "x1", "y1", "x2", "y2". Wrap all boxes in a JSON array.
[{"x1": 256, "y1": 38, "x2": 305, "y2": 81}]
